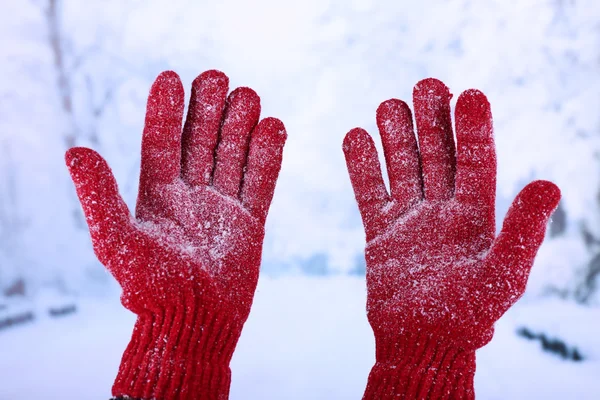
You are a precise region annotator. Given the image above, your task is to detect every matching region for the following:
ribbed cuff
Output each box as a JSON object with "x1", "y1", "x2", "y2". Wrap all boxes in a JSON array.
[
  {"x1": 363, "y1": 333, "x2": 476, "y2": 400},
  {"x1": 112, "y1": 297, "x2": 242, "y2": 400}
]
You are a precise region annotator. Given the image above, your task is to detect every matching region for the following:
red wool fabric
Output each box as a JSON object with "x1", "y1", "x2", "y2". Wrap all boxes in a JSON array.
[
  {"x1": 67, "y1": 70, "x2": 286, "y2": 400},
  {"x1": 343, "y1": 78, "x2": 561, "y2": 399}
]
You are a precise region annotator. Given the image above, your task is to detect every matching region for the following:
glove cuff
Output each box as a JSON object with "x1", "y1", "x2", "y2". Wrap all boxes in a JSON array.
[
  {"x1": 112, "y1": 298, "x2": 242, "y2": 400},
  {"x1": 363, "y1": 332, "x2": 476, "y2": 400}
]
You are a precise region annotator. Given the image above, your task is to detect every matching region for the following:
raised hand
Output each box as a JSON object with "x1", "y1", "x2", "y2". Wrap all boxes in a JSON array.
[
  {"x1": 67, "y1": 70, "x2": 286, "y2": 400},
  {"x1": 343, "y1": 78, "x2": 559, "y2": 399}
]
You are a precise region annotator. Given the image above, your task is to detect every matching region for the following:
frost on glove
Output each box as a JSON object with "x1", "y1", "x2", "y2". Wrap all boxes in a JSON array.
[
  {"x1": 343, "y1": 78, "x2": 560, "y2": 399},
  {"x1": 67, "y1": 70, "x2": 286, "y2": 400}
]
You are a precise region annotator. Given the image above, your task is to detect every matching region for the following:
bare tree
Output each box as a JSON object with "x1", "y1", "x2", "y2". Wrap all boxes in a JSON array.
[{"x1": 44, "y1": 0, "x2": 120, "y2": 228}]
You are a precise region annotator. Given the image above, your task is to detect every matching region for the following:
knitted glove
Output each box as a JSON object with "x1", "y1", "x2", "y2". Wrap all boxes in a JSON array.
[
  {"x1": 343, "y1": 78, "x2": 560, "y2": 399},
  {"x1": 67, "y1": 70, "x2": 286, "y2": 400}
]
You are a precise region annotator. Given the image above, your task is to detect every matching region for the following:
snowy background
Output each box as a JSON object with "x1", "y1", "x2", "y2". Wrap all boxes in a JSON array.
[{"x1": 1, "y1": 0, "x2": 600, "y2": 398}]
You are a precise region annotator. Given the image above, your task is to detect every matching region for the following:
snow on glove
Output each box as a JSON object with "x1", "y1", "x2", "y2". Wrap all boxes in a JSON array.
[
  {"x1": 343, "y1": 78, "x2": 560, "y2": 400},
  {"x1": 66, "y1": 70, "x2": 286, "y2": 400}
]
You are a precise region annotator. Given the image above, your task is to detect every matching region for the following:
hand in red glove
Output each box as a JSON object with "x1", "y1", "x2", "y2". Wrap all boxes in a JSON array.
[
  {"x1": 67, "y1": 70, "x2": 286, "y2": 400},
  {"x1": 343, "y1": 79, "x2": 560, "y2": 399}
]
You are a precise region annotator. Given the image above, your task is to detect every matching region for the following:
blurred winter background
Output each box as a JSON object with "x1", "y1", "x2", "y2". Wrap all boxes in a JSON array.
[{"x1": 1, "y1": 0, "x2": 600, "y2": 398}]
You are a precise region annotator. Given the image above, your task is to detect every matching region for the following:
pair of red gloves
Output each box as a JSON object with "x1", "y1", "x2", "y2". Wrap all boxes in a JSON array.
[{"x1": 67, "y1": 70, "x2": 560, "y2": 400}]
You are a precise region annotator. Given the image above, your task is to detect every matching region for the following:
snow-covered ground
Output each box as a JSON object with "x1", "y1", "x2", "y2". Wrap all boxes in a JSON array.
[{"x1": 1, "y1": 277, "x2": 599, "y2": 399}]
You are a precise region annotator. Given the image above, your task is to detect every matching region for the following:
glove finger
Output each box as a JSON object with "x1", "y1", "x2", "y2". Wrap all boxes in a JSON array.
[
  {"x1": 241, "y1": 117, "x2": 287, "y2": 224},
  {"x1": 377, "y1": 99, "x2": 423, "y2": 211},
  {"x1": 482, "y1": 180, "x2": 560, "y2": 317},
  {"x1": 181, "y1": 70, "x2": 229, "y2": 186},
  {"x1": 138, "y1": 71, "x2": 185, "y2": 215},
  {"x1": 343, "y1": 128, "x2": 391, "y2": 241},
  {"x1": 455, "y1": 89, "x2": 496, "y2": 235},
  {"x1": 212, "y1": 87, "x2": 261, "y2": 198},
  {"x1": 413, "y1": 78, "x2": 456, "y2": 201},
  {"x1": 66, "y1": 147, "x2": 136, "y2": 270}
]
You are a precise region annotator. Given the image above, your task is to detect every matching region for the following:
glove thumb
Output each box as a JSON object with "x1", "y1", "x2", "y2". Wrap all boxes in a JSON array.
[{"x1": 482, "y1": 180, "x2": 560, "y2": 316}]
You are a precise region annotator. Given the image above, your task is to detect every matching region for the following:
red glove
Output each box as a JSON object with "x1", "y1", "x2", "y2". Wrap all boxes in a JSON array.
[
  {"x1": 67, "y1": 70, "x2": 286, "y2": 400},
  {"x1": 343, "y1": 78, "x2": 560, "y2": 399}
]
